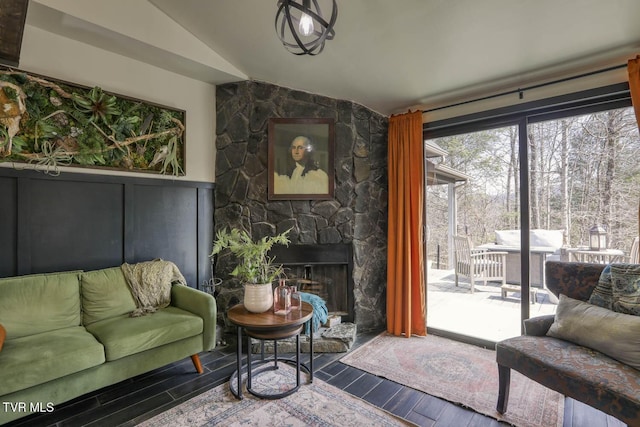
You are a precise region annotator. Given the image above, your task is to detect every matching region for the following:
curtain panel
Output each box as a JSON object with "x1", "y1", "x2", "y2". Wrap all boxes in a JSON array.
[{"x1": 386, "y1": 110, "x2": 426, "y2": 337}]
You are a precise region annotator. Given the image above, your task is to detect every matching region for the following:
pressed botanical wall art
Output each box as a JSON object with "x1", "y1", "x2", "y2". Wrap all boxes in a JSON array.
[{"x1": 0, "y1": 67, "x2": 185, "y2": 176}]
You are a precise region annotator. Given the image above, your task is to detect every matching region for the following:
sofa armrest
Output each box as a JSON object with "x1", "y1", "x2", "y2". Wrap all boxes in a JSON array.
[
  {"x1": 171, "y1": 285, "x2": 217, "y2": 351},
  {"x1": 523, "y1": 315, "x2": 555, "y2": 336}
]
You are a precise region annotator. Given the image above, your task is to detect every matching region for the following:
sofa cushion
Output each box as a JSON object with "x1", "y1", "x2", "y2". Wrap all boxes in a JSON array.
[
  {"x1": 0, "y1": 271, "x2": 81, "y2": 339},
  {"x1": 547, "y1": 294, "x2": 640, "y2": 370},
  {"x1": 496, "y1": 335, "x2": 640, "y2": 423},
  {"x1": 494, "y1": 229, "x2": 563, "y2": 249},
  {"x1": 81, "y1": 267, "x2": 137, "y2": 325},
  {"x1": 0, "y1": 326, "x2": 105, "y2": 396},
  {"x1": 495, "y1": 230, "x2": 520, "y2": 247},
  {"x1": 85, "y1": 306, "x2": 203, "y2": 361},
  {"x1": 530, "y1": 229, "x2": 564, "y2": 248}
]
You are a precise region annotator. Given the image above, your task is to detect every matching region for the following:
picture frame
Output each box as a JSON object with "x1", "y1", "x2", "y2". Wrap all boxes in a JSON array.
[
  {"x1": 268, "y1": 118, "x2": 335, "y2": 200},
  {"x1": 0, "y1": 66, "x2": 186, "y2": 176},
  {"x1": 0, "y1": 0, "x2": 29, "y2": 67}
]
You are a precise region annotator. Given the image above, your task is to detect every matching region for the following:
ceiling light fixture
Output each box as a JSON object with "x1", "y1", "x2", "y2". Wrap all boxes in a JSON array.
[{"x1": 275, "y1": 0, "x2": 337, "y2": 56}]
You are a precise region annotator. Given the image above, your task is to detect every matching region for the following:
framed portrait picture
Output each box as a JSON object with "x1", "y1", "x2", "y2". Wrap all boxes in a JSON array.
[{"x1": 268, "y1": 118, "x2": 335, "y2": 200}]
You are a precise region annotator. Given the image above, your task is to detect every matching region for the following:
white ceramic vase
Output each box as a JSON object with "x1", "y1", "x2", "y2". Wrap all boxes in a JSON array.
[{"x1": 243, "y1": 282, "x2": 273, "y2": 313}]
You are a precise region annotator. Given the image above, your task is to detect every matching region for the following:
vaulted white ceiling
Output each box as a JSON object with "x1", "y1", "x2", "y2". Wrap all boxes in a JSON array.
[{"x1": 26, "y1": 0, "x2": 640, "y2": 116}]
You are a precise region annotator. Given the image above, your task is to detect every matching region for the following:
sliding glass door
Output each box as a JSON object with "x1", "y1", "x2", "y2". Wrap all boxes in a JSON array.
[
  {"x1": 425, "y1": 124, "x2": 545, "y2": 342},
  {"x1": 424, "y1": 84, "x2": 639, "y2": 343}
]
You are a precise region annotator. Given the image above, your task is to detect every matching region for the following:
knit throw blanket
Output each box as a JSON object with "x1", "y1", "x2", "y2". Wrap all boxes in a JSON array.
[
  {"x1": 299, "y1": 292, "x2": 328, "y2": 334},
  {"x1": 121, "y1": 259, "x2": 187, "y2": 317}
]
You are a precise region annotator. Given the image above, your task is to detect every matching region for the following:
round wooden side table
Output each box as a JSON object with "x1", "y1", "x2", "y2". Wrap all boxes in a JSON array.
[{"x1": 227, "y1": 301, "x2": 314, "y2": 399}]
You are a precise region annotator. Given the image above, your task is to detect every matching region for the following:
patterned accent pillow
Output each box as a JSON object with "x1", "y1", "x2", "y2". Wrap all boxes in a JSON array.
[
  {"x1": 0, "y1": 324, "x2": 5, "y2": 352},
  {"x1": 548, "y1": 294, "x2": 640, "y2": 370},
  {"x1": 588, "y1": 264, "x2": 613, "y2": 310},
  {"x1": 610, "y1": 264, "x2": 640, "y2": 316}
]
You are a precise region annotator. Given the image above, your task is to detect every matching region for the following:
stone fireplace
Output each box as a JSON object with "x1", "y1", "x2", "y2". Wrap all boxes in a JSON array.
[{"x1": 214, "y1": 81, "x2": 389, "y2": 332}]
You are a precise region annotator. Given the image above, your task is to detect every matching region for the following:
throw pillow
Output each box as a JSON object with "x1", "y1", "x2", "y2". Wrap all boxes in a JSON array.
[
  {"x1": 0, "y1": 324, "x2": 5, "y2": 352},
  {"x1": 610, "y1": 263, "x2": 640, "y2": 316},
  {"x1": 588, "y1": 264, "x2": 613, "y2": 310},
  {"x1": 547, "y1": 294, "x2": 640, "y2": 370}
]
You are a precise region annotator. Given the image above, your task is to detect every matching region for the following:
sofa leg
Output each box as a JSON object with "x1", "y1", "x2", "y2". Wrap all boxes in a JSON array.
[
  {"x1": 496, "y1": 364, "x2": 510, "y2": 414},
  {"x1": 191, "y1": 354, "x2": 203, "y2": 374}
]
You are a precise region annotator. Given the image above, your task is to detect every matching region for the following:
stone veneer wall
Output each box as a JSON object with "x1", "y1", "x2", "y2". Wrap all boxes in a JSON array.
[{"x1": 214, "y1": 81, "x2": 388, "y2": 332}]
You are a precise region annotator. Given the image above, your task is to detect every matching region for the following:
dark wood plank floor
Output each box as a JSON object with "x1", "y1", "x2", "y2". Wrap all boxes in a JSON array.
[{"x1": 5, "y1": 330, "x2": 626, "y2": 427}]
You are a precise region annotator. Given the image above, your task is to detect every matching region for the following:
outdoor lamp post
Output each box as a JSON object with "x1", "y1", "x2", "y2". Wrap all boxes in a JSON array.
[{"x1": 589, "y1": 225, "x2": 607, "y2": 251}]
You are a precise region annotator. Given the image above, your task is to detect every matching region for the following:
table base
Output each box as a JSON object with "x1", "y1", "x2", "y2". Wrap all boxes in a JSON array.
[
  {"x1": 229, "y1": 357, "x2": 312, "y2": 399},
  {"x1": 230, "y1": 317, "x2": 314, "y2": 400}
]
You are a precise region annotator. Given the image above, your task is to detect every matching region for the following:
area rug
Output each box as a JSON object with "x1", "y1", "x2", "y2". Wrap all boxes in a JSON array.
[
  {"x1": 340, "y1": 333, "x2": 563, "y2": 427},
  {"x1": 138, "y1": 364, "x2": 411, "y2": 426}
]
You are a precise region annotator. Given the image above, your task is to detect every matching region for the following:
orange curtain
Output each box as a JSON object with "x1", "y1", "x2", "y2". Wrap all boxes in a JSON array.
[
  {"x1": 387, "y1": 110, "x2": 426, "y2": 337},
  {"x1": 629, "y1": 55, "x2": 640, "y2": 133}
]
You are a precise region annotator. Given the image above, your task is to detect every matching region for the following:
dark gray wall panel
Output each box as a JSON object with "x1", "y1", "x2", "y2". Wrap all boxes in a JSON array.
[
  {"x1": 28, "y1": 179, "x2": 124, "y2": 273},
  {"x1": 198, "y1": 187, "x2": 215, "y2": 288},
  {"x1": 0, "y1": 176, "x2": 17, "y2": 277},
  {"x1": 130, "y1": 185, "x2": 198, "y2": 286}
]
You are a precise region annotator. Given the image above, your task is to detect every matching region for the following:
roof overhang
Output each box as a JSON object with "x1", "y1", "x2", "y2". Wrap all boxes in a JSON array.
[
  {"x1": 426, "y1": 161, "x2": 469, "y2": 185},
  {"x1": 425, "y1": 141, "x2": 448, "y2": 158}
]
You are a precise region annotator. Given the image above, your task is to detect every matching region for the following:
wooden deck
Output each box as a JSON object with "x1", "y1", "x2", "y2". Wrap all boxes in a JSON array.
[{"x1": 427, "y1": 268, "x2": 558, "y2": 342}]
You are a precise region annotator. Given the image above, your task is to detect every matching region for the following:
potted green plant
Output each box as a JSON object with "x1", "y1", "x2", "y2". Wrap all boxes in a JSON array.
[{"x1": 210, "y1": 227, "x2": 291, "y2": 313}]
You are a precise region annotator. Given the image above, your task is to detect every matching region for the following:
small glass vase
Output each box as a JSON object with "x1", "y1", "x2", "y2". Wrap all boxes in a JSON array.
[{"x1": 273, "y1": 279, "x2": 291, "y2": 315}]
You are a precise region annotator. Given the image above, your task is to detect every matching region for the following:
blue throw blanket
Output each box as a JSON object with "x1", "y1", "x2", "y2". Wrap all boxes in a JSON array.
[{"x1": 299, "y1": 292, "x2": 328, "y2": 334}]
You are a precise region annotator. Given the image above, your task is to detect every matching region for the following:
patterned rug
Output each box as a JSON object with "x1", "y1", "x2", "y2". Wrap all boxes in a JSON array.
[
  {"x1": 139, "y1": 363, "x2": 411, "y2": 426},
  {"x1": 340, "y1": 333, "x2": 564, "y2": 427}
]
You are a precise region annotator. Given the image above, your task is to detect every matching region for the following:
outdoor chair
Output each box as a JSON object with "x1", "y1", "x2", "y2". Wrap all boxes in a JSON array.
[
  {"x1": 453, "y1": 235, "x2": 507, "y2": 293},
  {"x1": 629, "y1": 236, "x2": 639, "y2": 264}
]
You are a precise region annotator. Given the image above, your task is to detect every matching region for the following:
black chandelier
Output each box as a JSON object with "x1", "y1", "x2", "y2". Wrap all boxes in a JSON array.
[{"x1": 275, "y1": 0, "x2": 337, "y2": 56}]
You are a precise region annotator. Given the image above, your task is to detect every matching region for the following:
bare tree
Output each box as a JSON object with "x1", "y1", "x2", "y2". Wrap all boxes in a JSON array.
[
  {"x1": 528, "y1": 128, "x2": 540, "y2": 228},
  {"x1": 560, "y1": 119, "x2": 571, "y2": 245},
  {"x1": 425, "y1": 106, "x2": 640, "y2": 263},
  {"x1": 506, "y1": 127, "x2": 519, "y2": 229}
]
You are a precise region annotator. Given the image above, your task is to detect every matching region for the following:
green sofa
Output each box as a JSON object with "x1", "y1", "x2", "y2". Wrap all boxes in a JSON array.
[{"x1": 0, "y1": 266, "x2": 216, "y2": 424}]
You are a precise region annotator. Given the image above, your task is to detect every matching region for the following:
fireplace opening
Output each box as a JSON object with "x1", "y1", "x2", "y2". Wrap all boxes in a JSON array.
[
  {"x1": 269, "y1": 243, "x2": 354, "y2": 323},
  {"x1": 284, "y1": 264, "x2": 349, "y2": 317}
]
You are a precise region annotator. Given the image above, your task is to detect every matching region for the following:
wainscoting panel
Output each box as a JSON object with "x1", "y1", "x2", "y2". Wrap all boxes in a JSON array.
[
  {"x1": 26, "y1": 179, "x2": 124, "y2": 274},
  {"x1": 0, "y1": 168, "x2": 214, "y2": 288},
  {"x1": 197, "y1": 187, "x2": 215, "y2": 284},
  {"x1": 0, "y1": 176, "x2": 17, "y2": 278},
  {"x1": 129, "y1": 184, "x2": 198, "y2": 285}
]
